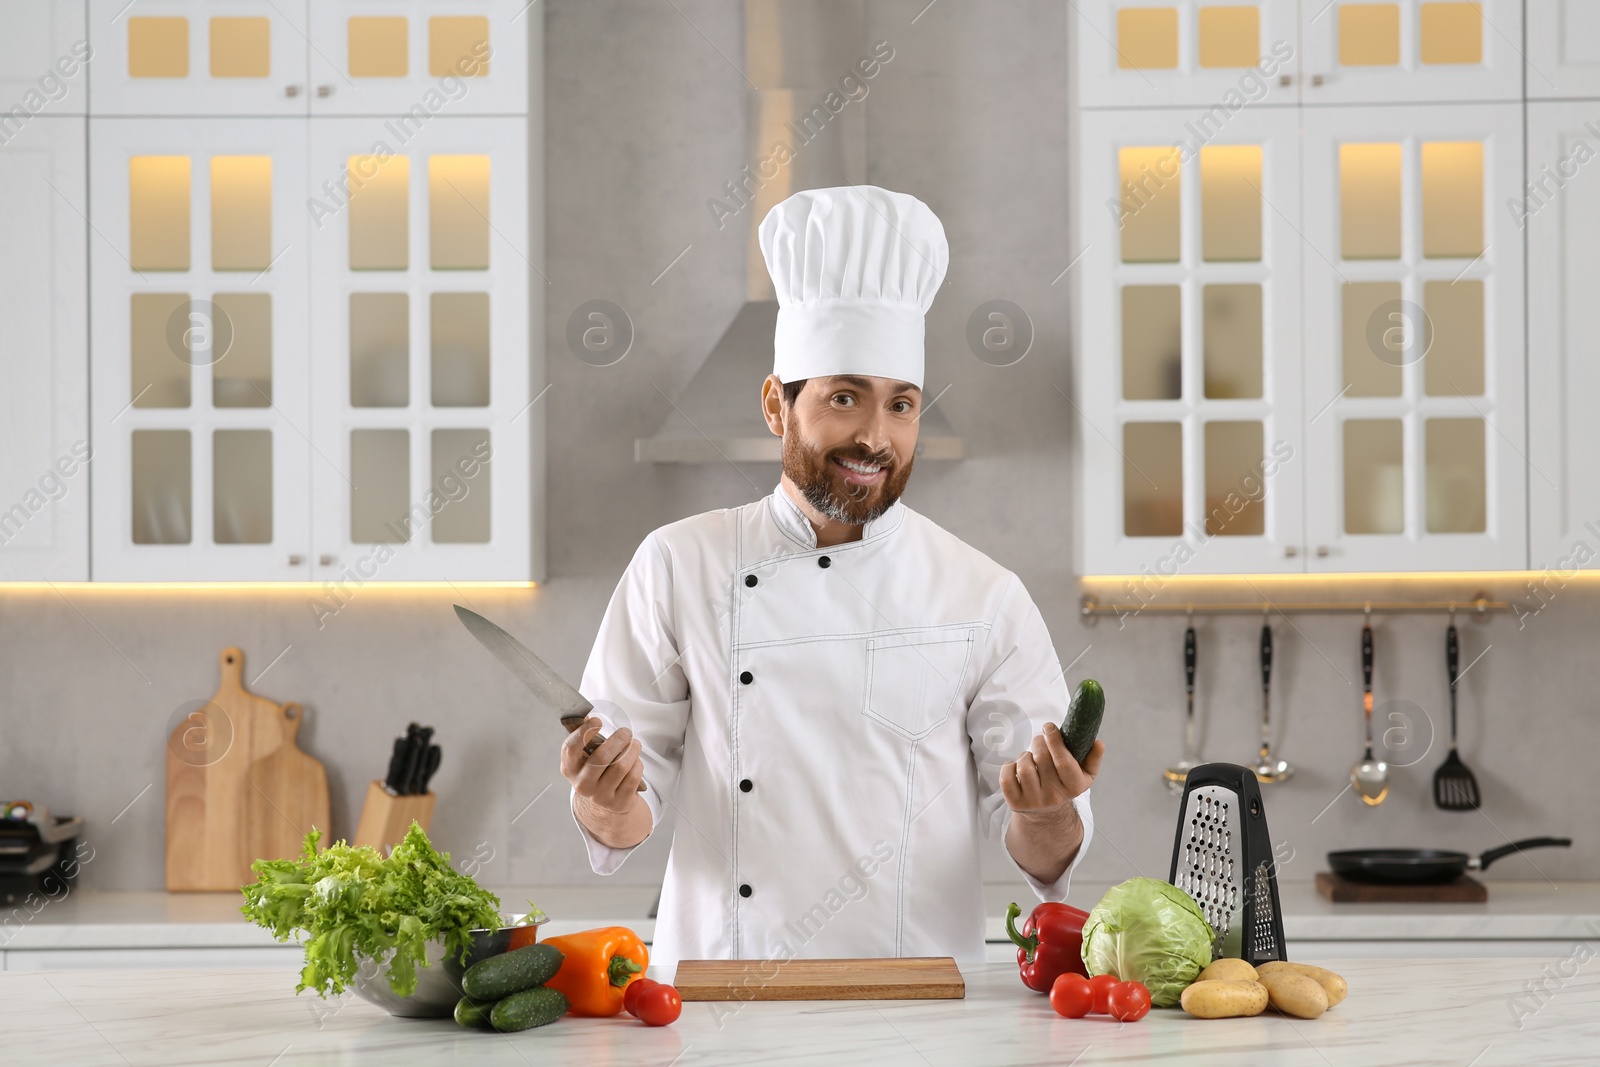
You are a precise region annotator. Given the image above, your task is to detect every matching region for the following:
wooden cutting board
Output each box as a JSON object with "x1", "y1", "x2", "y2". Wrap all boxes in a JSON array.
[
  {"x1": 1315, "y1": 870, "x2": 1488, "y2": 903},
  {"x1": 672, "y1": 957, "x2": 965, "y2": 1001},
  {"x1": 166, "y1": 648, "x2": 328, "y2": 891},
  {"x1": 246, "y1": 699, "x2": 330, "y2": 868}
]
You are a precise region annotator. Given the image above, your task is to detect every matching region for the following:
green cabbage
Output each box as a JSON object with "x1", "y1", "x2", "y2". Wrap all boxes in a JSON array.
[{"x1": 1081, "y1": 877, "x2": 1215, "y2": 1007}]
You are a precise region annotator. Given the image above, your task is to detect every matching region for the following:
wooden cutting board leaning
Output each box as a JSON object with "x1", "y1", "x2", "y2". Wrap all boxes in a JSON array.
[
  {"x1": 165, "y1": 648, "x2": 330, "y2": 891},
  {"x1": 672, "y1": 957, "x2": 966, "y2": 1001}
]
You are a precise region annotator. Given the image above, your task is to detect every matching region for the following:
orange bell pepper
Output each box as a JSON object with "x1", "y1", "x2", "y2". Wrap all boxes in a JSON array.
[{"x1": 541, "y1": 926, "x2": 649, "y2": 1017}]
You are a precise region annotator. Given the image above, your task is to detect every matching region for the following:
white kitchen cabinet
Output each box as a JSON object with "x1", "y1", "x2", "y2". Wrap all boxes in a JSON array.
[
  {"x1": 0, "y1": 117, "x2": 90, "y2": 582},
  {"x1": 1300, "y1": 104, "x2": 1526, "y2": 572},
  {"x1": 88, "y1": 118, "x2": 315, "y2": 582},
  {"x1": 1074, "y1": 1, "x2": 1302, "y2": 110},
  {"x1": 86, "y1": 0, "x2": 312, "y2": 116},
  {"x1": 1076, "y1": 107, "x2": 1306, "y2": 574},
  {"x1": 0, "y1": 1, "x2": 89, "y2": 115},
  {"x1": 1075, "y1": 1, "x2": 1519, "y2": 111},
  {"x1": 307, "y1": 118, "x2": 532, "y2": 582},
  {"x1": 1527, "y1": 102, "x2": 1600, "y2": 571},
  {"x1": 1526, "y1": 0, "x2": 1600, "y2": 100},
  {"x1": 1298, "y1": 0, "x2": 1523, "y2": 105},
  {"x1": 306, "y1": 0, "x2": 530, "y2": 116}
]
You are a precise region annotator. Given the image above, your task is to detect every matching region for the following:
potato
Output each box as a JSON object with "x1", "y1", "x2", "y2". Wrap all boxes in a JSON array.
[
  {"x1": 1256, "y1": 961, "x2": 1347, "y2": 1008},
  {"x1": 1197, "y1": 958, "x2": 1259, "y2": 983},
  {"x1": 1259, "y1": 972, "x2": 1329, "y2": 1019},
  {"x1": 1179, "y1": 979, "x2": 1269, "y2": 1019}
]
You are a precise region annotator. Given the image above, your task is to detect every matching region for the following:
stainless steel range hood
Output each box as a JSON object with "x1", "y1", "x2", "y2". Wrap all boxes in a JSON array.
[{"x1": 635, "y1": 0, "x2": 963, "y2": 464}]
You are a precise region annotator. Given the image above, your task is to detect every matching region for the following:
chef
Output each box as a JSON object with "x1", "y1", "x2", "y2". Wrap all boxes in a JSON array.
[{"x1": 561, "y1": 185, "x2": 1103, "y2": 974}]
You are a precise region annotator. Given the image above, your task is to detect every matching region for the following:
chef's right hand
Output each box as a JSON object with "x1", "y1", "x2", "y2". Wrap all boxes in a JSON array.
[{"x1": 561, "y1": 718, "x2": 645, "y2": 813}]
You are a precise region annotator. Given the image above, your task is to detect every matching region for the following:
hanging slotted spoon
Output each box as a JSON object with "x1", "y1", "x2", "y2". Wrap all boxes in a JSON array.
[
  {"x1": 1350, "y1": 621, "x2": 1390, "y2": 806},
  {"x1": 1433, "y1": 621, "x2": 1481, "y2": 810}
]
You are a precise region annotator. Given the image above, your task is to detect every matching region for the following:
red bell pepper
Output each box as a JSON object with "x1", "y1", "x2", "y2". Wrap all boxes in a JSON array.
[{"x1": 1005, "y1": 900, "x2": 1089, "y2": 993}]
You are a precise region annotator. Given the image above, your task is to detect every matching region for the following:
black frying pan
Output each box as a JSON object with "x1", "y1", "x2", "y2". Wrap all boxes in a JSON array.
[{"x1": 1328, "y1": 836, "x2": 1572, "y2": 885}]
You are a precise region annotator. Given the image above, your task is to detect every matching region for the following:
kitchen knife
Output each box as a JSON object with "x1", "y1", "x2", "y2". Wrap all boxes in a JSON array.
[
  {"x1": 452, "y1": 604, "x2": 646, "y2": 791},
  {"x1": 383, "y1": 737, "x2": 409, "y2": 793},
  {"x1": 405, "y1": 727, "x2": 435, "y2": 795},
  {"x1": 396, "y1": 723, "x2": 422, "y2": 796},
  {"x1": 417, "y1": 743, "x2": 442, "y2": 794}
]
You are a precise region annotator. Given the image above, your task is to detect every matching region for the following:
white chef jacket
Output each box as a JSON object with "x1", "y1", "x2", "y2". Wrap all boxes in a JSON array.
[{"x1": 572, "y1": 482, "x2": 1093, "y2": 974}]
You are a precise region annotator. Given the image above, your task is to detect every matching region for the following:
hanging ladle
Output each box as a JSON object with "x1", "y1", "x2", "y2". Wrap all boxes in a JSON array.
[
  {"x1": 1253, "y1": 613, "x2": 1294, "y2": 783},
  {"x1": 1350, "y1": 612, "x2": 1390, "y2": 805}
]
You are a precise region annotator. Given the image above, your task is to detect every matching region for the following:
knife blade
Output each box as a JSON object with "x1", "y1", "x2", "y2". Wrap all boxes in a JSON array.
[{"x1": 452, "y1": 604, "x2": 645, "y2": 791}]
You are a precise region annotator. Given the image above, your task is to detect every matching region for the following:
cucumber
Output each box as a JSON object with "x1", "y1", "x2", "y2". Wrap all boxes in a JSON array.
[
  {"x1": 454, "y1": 996, "x2": 496, "y2": 1029},
  {"x1": 461, "y1": 942, "x2": 564, "y2": 1000},
  {"x1": 490, "y1": 986, "x2": 568, "y2": 1032},
  {"x1": 1061, "y1": 678, "x2": 1105, "y2": 764}
]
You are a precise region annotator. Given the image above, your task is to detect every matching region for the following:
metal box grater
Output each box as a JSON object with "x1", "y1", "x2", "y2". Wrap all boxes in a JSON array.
[{"x1": 1167, "y1": 763, "x2": 1287, "y2": 964}]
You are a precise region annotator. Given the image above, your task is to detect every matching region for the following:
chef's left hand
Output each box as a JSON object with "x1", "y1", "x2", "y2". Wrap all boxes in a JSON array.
[{"x1": 1000, "y1": 722, "x2": 1104, "y2": 812}]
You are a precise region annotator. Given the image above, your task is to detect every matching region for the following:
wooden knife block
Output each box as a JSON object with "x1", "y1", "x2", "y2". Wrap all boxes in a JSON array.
[{"x1": 352, "y1": 780, "x2": 436, "y2": 852}]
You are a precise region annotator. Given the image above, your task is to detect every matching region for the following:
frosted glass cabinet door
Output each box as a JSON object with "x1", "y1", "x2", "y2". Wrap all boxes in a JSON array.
[
  {"x1": 1075, "y1": 108, "x2": 1305, "y2": 575},
  {"x1": 0, "y1": 118, "x2": 89, "y2": 581},
  {"x1": 305, "y1": 0, "x2": 529, "y2": 116},
  {"x1": 1300, "y1": 105, "x2": 1525, "y2": 572},
  {"x1": 88, "y1": 118, "x2": 312, "y2": 581},
  {"x1": 87, "y1": 0, "x2": 311, "y2": 115},
  {"x1": 307, "y1": 117, "x2": 530, "y2": 581},
  {"x1": 1075, "y1": 1, "x2": 1301, "y2": 109},
  {"x1": 1298, "y1": 0, "x2": 1522, "y2": 104},
  {"x1": 1527, "y1": 103, "x2": 1600, "y2": 572},
  {"x1": 1526, "y1": 0, "x2": 1600, "y2": 99}
]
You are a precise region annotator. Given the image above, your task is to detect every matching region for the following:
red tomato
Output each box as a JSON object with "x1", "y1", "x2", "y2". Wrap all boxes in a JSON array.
[
  {"x1": 635, "y1": 982, "x2": 682, "y2": 1027},
  {"x1": 1048, "y1": 973, "x2": 1094, "y2": 1018},
  {"x1": 1108, "y1": 981, "x2": 1152, "y2": 1022},
  {"x1": 1088, "y1": 973, "x2": 1121, "y2": 1014},
  {"x1": 623, "y1": 977, "x2": 657, "y2": 1018}
]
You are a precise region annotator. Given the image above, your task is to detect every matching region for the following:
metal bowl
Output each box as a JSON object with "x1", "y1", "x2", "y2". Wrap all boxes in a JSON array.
[{"x1": 350, "y1": 919, "x2": 549, "y2": 1018}]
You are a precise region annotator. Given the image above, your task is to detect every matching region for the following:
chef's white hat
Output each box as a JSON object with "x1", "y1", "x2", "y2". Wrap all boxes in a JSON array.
[{"x1": 758, "y1": 185, "x2": 948, "y2": 391}]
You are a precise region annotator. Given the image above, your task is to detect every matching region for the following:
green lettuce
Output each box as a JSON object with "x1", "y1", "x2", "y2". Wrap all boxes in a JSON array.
[
  {"x1": 240, "y1": 822, "x2": 502, "y2": 998},
  {"x1": 1081, "y1": 877, "x2": 1215, "y2": 1007}
]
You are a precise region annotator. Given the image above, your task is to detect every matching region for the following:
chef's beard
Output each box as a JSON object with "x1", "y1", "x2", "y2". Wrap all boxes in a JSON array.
[{"x1": 782, "y1": 428, "x2": 913, "y2": 526}]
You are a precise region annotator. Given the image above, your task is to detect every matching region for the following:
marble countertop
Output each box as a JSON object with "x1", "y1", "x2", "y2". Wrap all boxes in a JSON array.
[
  {"x1": 8, "y1": 880, "x2": 1599, "y2": 951},
  {"x1": 6, "y1": 958, "x2": 1596, "y2": 1066}
]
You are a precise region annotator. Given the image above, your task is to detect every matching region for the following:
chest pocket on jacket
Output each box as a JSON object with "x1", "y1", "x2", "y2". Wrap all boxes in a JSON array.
[{"x1": 863, "y1": 630, "x2": 974, "y2": 742}]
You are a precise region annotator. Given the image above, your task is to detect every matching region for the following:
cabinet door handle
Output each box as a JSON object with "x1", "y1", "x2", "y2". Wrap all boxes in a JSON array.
[
  {"x1": 319, "y1": 554, "x2": 337, "y2": 566},
  {"x1": 1278, "y1": 74, "x2": 1291, "y2": 87},
  {"x1": 1284, "y1": 546, "x2": 1299, "y2": 558},
  {"x1": 1311, "y1": 74, "x2": 1325, "y2": 87},
  {"x1": 316, "y1": 85, "x2": 333, "y2": 97},
  {"x1": 1316, "y1": 545, "x2": 1330, "y2": 558},
  {"x1": 288, "y1": 554, "x2": 304, "y2": 566},
  {"x1": 285, "y1": 85, "x2": 301, "y2": 98}
]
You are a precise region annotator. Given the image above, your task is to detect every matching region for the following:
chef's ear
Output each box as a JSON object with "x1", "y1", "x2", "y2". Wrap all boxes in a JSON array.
[{"x1": 761, "y1": 374, "x2": 787, "y2": 437}]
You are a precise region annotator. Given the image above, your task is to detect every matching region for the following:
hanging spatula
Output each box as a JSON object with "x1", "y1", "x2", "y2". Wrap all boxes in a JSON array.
[{"x1": 1433, "y1": 622, "x2": 1481, "y2": 811}]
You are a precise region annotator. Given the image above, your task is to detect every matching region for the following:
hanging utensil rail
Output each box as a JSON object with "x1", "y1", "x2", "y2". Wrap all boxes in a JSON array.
[{"x1": 1080, "y1": 593, "x2": 1507, "y2": 620}]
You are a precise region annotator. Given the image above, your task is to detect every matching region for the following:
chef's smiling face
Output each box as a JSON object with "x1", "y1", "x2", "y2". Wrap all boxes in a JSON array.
[{"x1": 762, "y1": 373, "x2": 920, "y2": 527}]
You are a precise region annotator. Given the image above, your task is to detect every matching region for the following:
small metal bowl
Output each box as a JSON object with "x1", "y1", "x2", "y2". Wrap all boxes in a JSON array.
[{"x1": 350, "y1": 918, "x2": 549, "y2": 1018}]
